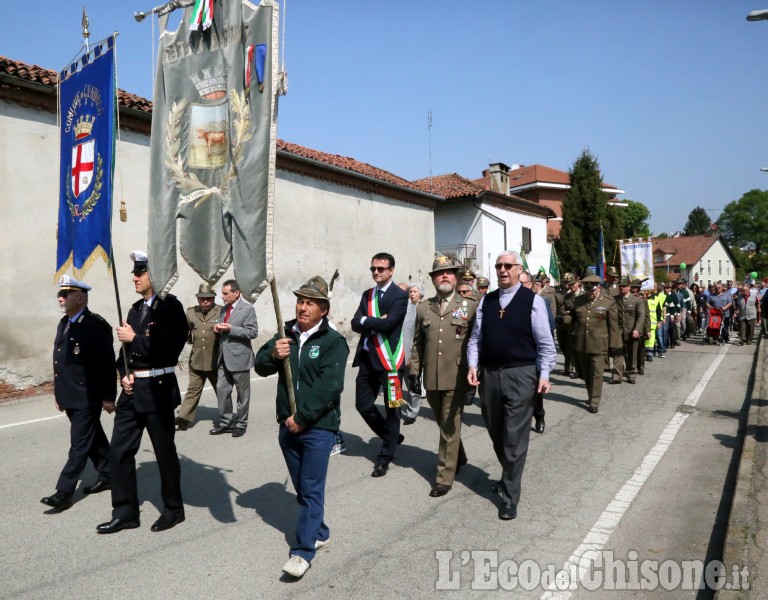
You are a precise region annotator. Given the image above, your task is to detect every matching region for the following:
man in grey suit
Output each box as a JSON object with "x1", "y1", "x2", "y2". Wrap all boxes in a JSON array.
[{"x1": 210, "y1": 279, "x2": 258, "y2": 438}]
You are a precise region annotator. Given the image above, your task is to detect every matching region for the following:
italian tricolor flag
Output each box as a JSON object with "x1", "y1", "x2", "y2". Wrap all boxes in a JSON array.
[{"x1": 190, "y1": 0, "x2": 214, "y2": 31}]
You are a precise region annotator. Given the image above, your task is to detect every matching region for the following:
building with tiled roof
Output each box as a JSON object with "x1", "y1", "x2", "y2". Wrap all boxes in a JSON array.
[
  {"x1": 414, "y1": 169, "x2": 557, "y2": 281},
  {"x1": 653, "y1": 234, "x2": 738, "y2": 286},
  {"x1": 473, "y1": 162, "x2": 625, "y2": 239}
]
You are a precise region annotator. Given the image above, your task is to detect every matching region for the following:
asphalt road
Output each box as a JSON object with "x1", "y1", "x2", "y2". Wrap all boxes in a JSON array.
[{"x1": 0, "y1": 337, "x2": 756, "y2": 599}]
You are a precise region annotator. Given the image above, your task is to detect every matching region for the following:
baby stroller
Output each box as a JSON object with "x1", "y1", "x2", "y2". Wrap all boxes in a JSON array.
[{"x1": 704, "y1": 308, "x2": 724, "y2": 345}]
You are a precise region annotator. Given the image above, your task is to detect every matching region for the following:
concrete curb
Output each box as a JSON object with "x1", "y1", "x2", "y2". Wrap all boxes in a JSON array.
[{"x1": 718, "y1": 335, "x2": 767, "y2": 599}]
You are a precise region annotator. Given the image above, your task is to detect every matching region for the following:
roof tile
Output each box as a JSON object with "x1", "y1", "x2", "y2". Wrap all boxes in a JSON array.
[
  {"x1": 0, "y1": 55, "x2": 152, "y2": 112},
  {"x1": 653, "y1": 235, "x2": 719, "y2": 265},
  {"x1": 412, "y1": 173, "x2": 484, "y2": 199}
]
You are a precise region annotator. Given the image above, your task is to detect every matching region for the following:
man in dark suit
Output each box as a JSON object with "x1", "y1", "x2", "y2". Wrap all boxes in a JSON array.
[
  {"x1": 96, "y1": 251, "x2": 188, "y2": 534},
  {"x1": 41, "y1": 276, "x2": 116, "y2": 511},
  {"x1": 351, "y1": 252, "x2": 408, "y2": 477},
  {"x1": 210, "y1": 279, "x2": 258, "y2": 437}
]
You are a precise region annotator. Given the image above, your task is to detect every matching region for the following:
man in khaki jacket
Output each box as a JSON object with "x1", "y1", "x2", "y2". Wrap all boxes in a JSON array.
[
  {"x1": 611, "y1": 276, "x2": 647, "y2": 385},
  {"x1": 410, "y1": 255, "x2": 477, "y2": 497},
  {"x1": 177, "y1": 283, "x2": 220, "y2": 430},
  {"x1": 572, "y1": 272, "x2": 621, "y2": 413}
]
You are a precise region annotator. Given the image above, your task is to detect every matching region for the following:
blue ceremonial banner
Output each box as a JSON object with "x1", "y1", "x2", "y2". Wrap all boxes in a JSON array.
[{"x1": 55, "y1": 36, "x2": 116, "y2": 281}]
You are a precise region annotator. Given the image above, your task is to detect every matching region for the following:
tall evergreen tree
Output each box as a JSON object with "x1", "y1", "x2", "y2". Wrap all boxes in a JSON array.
[
  {"x1": 555, "y1": 149, "x2": 607, "y2": 274},
  {"x1": 683, "y1": 206, "x2": 712, "y2": 236},
  {"x1": 619, "y1": 199, "x2": 652, "y2": 238}
]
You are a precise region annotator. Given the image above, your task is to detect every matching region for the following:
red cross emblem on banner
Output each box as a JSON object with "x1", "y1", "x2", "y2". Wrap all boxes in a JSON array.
[{"x1": 71, "y1": 140, "x2": 95, "y2": 197}]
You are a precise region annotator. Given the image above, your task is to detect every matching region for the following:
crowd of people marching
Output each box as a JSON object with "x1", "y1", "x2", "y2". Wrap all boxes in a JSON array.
[{"x1": 41, "y1": 248, "x2": 766, "y2": 581}]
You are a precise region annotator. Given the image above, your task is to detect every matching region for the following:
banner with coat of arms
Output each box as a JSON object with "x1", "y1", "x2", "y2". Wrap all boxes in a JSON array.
[
  {"x1": 55, "y1": 36, "x2": 116, "y2": 281},
  {"x1": 619, "y1": 237, "x2": 654, "y2": 291},
  {"x1": 148, "y1": 0, "x2": 279, "y2": 301}
]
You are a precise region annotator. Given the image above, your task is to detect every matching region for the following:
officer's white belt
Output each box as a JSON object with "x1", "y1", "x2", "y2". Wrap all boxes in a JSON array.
[{"x1": 133, "y1": 367, "x2": 176, "y2": 378}]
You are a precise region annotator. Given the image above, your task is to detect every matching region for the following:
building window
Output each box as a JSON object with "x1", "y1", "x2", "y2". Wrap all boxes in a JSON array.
[
  {"x1": 522, "y1": 227, "x2": 532, "y2": 253},
  {"x1": 708, "y1": 260, "x2": 711, "y2": 275},
  {"x1": 726, "y1": 261, "x2": 730, "y2": 275},
  {"x1": 719, "y1": 260, "x2": 722, "y2": 275},
  {"x1": 700, "y1": 260, "x2": 703, "y2": 272}
]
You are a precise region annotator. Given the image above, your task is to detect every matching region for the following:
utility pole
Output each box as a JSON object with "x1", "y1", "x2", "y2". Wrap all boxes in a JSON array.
[{"x1": 427, "y1": 110, "x2": 433, "y2": 191}]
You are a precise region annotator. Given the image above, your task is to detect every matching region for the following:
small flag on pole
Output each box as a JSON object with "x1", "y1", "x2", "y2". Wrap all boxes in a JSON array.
[
  {"x1": 190, "y1": 0, "x2": 214, "y2": 31},
  {"x1": 549, "y1": 244, "x2": 560, "y2": 283},
  {"x1": 596, "y1": 226, "x2": 607, "y2": 283}
]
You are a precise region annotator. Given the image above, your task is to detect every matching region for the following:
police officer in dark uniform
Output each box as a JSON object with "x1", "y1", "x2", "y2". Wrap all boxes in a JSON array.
[
  {"x1": 96, "y1": 251, "x2": 188, "y2": 534},
  {"x1": 41, "y1": 276, "x2": 116, "y2": 511}
]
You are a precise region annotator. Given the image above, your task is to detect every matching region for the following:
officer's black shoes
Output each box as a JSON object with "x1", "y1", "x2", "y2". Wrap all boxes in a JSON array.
[
  {"x1": 96, "y1": 517, "x2": 140, "y2": 534},
  {"x1": 534, "y1": 418, "x2": 545, "y2": 434},
  {"x1": 429, "y1": 484, "x2": 451, "y2": 497},
  {"x1": 371, "y1": 463, "x2": 389, "y2": 478},
  {"x1": 498, "y1": 503, "x2": 517, "y2": 520},
  {"x1": 83, "y1": 481, "x2": 111, "y2": 495},
  {"x1": 41, "y1": 491, "x2": 72, "y2": 510},
  {"x1": 150, "y1": 513, "x2": 185, "y2": 532},
  {"x1": 209, "y1": 425, "x2": 233, "y2": 435}
]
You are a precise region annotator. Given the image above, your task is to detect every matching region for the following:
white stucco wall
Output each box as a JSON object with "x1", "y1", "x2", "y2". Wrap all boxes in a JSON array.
[
  {"x1": 479, "y1": 202, "x2": 550, "y2": 278},
  {"x1": 689, "y1": 240, "x2": 735, "y2": 288},
  {"x1": 434, "y1": 199, "x2": 552, "y2": 285},
  {"x1": 0, "y1": 99, "x2": 435, "y2": 385}
]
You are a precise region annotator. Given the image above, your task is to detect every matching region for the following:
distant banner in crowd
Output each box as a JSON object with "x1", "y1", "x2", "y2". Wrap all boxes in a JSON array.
[
  {"x1": 619, "y1": 238, "x2": 654, "y2": 291},
  {"x1": 55, "y1": 36, "x2": 116, "y2": 281},
  {"x1": 148, "y1": 0, "x2": 279, "y2": 301}
]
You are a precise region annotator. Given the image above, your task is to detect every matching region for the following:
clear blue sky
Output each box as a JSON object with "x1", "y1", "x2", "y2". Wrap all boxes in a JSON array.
[{"x1": 3, "y1": 1, "x2": 768, "y2": 235}]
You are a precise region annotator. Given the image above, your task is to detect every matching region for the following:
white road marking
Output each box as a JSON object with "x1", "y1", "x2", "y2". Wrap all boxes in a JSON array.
[
  {"x1": 541, "y1": 344, "x2": 730, "y2": 599},
  {"x1": 0, "y1": 414, "x2": 66, "y2": 430}
]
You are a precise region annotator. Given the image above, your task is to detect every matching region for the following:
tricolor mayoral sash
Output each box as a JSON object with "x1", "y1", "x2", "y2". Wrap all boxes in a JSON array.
[{"x1": 368, "y1": 289, "x2": 406, "y2": 408}]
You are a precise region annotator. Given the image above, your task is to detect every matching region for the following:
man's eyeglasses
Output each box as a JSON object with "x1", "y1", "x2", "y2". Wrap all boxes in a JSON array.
[
  {"x1": 458, "y1": 289, "x2": 472, "y2": 295},
  {"x1": 369, "y1": 266, "x2": 391, "y2": 273},
  {"x1": 57, "y1": 290, "x2": 77, "y2": 298},
  {"x1": 495, "y1": 263, "x2": 520, "y2": 271}
]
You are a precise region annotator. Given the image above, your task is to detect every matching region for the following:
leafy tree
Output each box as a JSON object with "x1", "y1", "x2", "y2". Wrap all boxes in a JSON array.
[
  {"x1": 683, "y1": 206, "x2": 711, "y2": 236},
  {"x1": 655, "y1": 232, "x2": 669, "y2": 239},
  {"x1": 619, "y1": 199, "x2": 651, "y2": 238},
  {"x1": 717, "y1": 189, "x2": 768, "y2": 254},
  {"x1": 556, "y1": 149, "x2": 606, "y2": 273}
]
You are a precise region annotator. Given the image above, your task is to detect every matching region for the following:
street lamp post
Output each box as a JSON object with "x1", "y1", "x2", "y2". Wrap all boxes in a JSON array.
[{"x1": 748, "y1": 12, "x2": 768, "y2": 170}]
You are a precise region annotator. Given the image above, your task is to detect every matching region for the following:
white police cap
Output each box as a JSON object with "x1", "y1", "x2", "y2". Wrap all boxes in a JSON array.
[{"x1": 58, "y1": 275, "x2": 91, "y2": 292}]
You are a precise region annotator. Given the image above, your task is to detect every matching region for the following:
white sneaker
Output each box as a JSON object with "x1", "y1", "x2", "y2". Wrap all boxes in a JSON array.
[
  {"x1": 282, "y1": 555, "x2": 310, "y2": 578},
  {"x1": 315, "y1": 537, "x2": 331, "y2": 550},
  {"x1": 330, "y1": 442, "x2": 347, "y2": 456}
]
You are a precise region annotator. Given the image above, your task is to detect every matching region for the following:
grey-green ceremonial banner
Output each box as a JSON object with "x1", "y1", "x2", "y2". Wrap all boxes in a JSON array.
[{"x1": 148, "y1": 0, "x2": 278, "y2": 301}]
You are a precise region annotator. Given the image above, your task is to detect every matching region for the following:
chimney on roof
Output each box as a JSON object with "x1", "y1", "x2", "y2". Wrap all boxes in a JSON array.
[{"x1": 488, "y1": 162, "x2": 511, "y2": 196}]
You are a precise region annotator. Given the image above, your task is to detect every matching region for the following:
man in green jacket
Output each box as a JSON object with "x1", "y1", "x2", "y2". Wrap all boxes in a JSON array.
[{"x1": 254, "y1": 276, "x2": 349, "y2": 580}]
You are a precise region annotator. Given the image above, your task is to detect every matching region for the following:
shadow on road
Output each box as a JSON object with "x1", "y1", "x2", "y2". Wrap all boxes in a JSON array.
[
  {"x1": 135, "y1": 450, "x2": 240, "y2": 524},
  {"x1": 237, "y1": 479, "x2": 298, "y2": 545}
]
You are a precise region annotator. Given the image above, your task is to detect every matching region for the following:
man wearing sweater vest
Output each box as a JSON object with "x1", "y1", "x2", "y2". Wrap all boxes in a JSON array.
[{"x1": 467, "y1": 251, "x2": 556, "y2": 520}]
